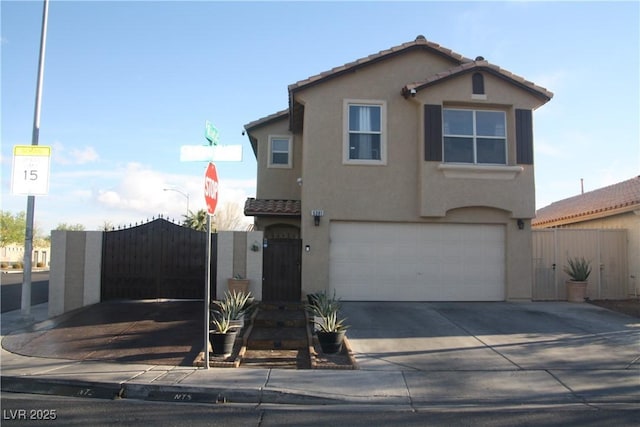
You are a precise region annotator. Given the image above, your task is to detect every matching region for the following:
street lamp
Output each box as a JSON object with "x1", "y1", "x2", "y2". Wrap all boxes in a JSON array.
[{"x1": 163, "y1": 187, "x2": 190, "y2": 219}]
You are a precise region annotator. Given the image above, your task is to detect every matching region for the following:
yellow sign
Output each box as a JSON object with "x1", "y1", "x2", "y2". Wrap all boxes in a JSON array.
[{"x1": 11, "y1": 145, "x2": 52, "y2": 196}]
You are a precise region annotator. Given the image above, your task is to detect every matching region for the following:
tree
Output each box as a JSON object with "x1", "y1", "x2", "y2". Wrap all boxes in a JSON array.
[
  {"x1": 55, "y1": 223, "x2": 86, "y2": 231},
  {"x1": 99, "y1": 220, "x2": 115, "y2": 231},
  {"x1": 183, "y1": 209, "x2": 208, "y2": 231},
  {"x1": 213, "y1": 203, "x2": 246, "y2": 231},
  {"x1": 0, "y1": 211, "x2": 26, "y2": 246}
]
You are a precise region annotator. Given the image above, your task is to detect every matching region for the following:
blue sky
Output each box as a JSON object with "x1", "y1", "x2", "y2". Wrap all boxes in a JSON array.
[{"x1": 2, "y1": 0, "x2": 638, "y2": 233}]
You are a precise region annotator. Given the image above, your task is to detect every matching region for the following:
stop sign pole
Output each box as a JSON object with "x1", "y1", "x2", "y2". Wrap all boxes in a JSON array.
[{"x1": 203, "y1": 162, "x2": 218, "y2": 369}]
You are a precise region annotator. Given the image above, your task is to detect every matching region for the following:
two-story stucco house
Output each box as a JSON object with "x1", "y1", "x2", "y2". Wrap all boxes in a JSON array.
[{"x1": 244, "y1": 36, "x2": 552, "y2": 302}]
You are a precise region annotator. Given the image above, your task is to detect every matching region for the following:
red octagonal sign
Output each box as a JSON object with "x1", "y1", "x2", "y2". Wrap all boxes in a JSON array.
[{"x1": 204, "y1": 162, "x2": 219, "y2": 215}]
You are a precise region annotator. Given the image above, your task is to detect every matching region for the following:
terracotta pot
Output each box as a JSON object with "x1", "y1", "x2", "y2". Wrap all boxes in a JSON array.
[
  {"x1": 227, "y1": 279, "x2": 250, "y2": 294},
  {"x1": 566, "y1": 280, "x2": 588, "y2": 303}
]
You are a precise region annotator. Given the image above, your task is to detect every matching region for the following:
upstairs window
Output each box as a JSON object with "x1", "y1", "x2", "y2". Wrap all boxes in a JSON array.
[
  {"x1": 344, "y1": 100, "x2": 387, "y2": 164},
  {"x1": 443, "y1": 109, "x2": 506, "y2": 165},
  {"x1": 268, "y1": 136, "x2": 292, "y2": 168},
  {"x1": 472, "y1": 72, "x2": 485, "y2": 94}
]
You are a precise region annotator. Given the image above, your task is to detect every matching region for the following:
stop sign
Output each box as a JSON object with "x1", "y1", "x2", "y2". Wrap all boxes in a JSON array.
[{"x1": 204, "y1": 162, "x2": 219, "y2": 215}]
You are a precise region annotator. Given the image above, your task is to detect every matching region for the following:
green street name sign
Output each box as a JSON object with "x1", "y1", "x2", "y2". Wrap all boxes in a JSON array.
[{"x1": 205, "y1": 120, "x2": 219, "y2": 146}]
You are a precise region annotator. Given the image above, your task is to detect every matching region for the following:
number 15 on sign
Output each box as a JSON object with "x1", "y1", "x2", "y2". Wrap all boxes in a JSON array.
[{"x1": 11, "y1": 145, "x2": 52, "y2": 196}]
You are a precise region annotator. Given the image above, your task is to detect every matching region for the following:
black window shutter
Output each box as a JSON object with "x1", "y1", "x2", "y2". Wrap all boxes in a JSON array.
[
  {"x1": 424, "y1": 104, "x2": 442, "y2": 161},
  {"x1": 516, "y1": 109, "x2": 534, "y2": 165}
]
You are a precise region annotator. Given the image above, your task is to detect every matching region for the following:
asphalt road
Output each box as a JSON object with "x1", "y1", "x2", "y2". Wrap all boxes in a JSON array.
[
  {"x1": 0, "y1": 272, "x2": 49, "y2": 313},
  {"x1": 2, "y1": 393, "x2": 639, "y2": 426}
]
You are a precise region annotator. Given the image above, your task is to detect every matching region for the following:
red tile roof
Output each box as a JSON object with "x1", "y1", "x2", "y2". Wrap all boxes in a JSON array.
[
  {"x1": 533, "y1": 176, "x2": 640, "y2": 227},
  {"x1": 288, "y1": 35, "x2": 471, "y2": 93},
  {"x1": 244, "y1": 198, "x2": 301, "y2": 217},
  {"x1": 402, "y1": 60, "x2": 553, "y2": 102}
]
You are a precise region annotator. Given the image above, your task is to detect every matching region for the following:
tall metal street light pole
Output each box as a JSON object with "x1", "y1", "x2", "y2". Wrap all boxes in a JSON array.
[
  {"x1": 163, "y1": 188, "x2": 190, "y2": 219},
  {"x1": 22, "y1": 0, "x2": 49, "y2": 317}
]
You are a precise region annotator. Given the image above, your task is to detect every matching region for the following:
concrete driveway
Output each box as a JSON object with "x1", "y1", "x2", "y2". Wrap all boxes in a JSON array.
[{"x1": 341, "y1": 301, "x2": 640, "y2": 372}]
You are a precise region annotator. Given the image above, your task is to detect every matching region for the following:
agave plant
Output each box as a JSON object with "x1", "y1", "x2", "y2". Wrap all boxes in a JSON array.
[
  {"x1": 210, "y1": 312, "x2": 233, "y2": 333},
  {"x1": 211, "y1": 291, "x2": 253, "y2": 321},
  {"x1": 314, "y1": 311, "x2": 348, "y2": 333},
  {"x1": 306, "y1": 290, "x2": 341, "y2": 318},
  {"x1": 564, "y1": 257, "x2": 592, "y2": 281}
]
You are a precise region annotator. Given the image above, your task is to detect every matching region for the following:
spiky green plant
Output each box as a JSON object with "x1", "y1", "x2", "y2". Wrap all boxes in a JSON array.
[
  {"x1": 306, "y1": 290, "x2": 341, "y2": 318},
  {"x1": 314, "y1": 311, "x2": 349, "y2": 332},
  {"x1": 564, "y1": 257, "x2": 592, "y2": 281},
  {"x1": 211, "y1": 291, "x2": 253, "y2": 321},
  {"x1": 210, "y1": 313, "x2": 233, "y2": 333}
]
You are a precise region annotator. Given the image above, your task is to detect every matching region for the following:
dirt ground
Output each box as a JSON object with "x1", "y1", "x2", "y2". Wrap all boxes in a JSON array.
[{"x1": 588, "y1": 299, "x2": 640, "y2": 319}]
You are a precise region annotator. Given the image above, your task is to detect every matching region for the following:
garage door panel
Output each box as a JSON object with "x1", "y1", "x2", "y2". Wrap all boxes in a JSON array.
[{"x1": 330, "y1": 222, "x2": 505, "y2": 301}]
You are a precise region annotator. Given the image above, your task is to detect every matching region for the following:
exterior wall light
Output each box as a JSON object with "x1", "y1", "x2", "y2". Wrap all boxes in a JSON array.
[
  {"x1": 517, "y1": 219, "x2": 525, "y2": 230},
  {"x1": 311, "y1": 209, "x2": 324, "y2": 226}
]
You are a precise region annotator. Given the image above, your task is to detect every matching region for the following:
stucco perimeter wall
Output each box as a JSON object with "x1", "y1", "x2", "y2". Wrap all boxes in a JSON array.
[
  {"x1": 49, "y1": 231, "x2": 103, "y2": 317},
  {"x1": 216, "y1": 231, "x2": 264, "y2": 300}
]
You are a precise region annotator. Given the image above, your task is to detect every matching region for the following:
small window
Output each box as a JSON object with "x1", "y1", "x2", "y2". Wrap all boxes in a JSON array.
[
  {"x1": 443, "y1": 108, "x2": 506, "y2": 165},
  {"x1": 472, "y1": 72, "x2": 485, "y2": 95},
  {"x1": 268, "y1": 136, "x2": 292, "y2": 168},
  {"x1": 344, "y1": 100, "x2": 387, "y2": 164}
]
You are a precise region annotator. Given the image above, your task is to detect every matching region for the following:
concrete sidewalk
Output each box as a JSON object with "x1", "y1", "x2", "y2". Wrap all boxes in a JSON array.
[{"x1": 1, "y1": 302, "x2": 638, "y2": 409}]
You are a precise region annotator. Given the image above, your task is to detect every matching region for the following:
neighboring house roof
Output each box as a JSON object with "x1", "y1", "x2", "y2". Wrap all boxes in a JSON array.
[
  {"x1": 533, "y1": 176, "x2": 640, "y2": 227},
  {"x1": 402, "y1": 59, "x2": 553, "y2": 103},
  {"x1": 244, "y1": 198, "x2": 301, "y2": 217}
]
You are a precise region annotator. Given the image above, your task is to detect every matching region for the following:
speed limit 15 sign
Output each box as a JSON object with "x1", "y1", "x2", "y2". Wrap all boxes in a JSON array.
[{"x1": 11, "y1": 145, "x2": 52, "y2": 196}]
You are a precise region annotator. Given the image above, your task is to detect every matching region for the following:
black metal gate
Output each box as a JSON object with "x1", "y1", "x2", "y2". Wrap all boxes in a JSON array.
[
  {"x1": 262, "y1": 238, "x2": 301, "y2": 301},
  {"x1": 101, "y1": 218, "x2": 216, "y2": 300}
]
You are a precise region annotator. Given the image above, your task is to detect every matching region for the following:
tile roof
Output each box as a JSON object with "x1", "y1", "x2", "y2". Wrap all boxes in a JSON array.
[
  {"x1": 288, "y1": 35, "x2": 472, "y2": 93},
  {"x1": 533, "y1": 176, "x2": 640, "y2": 227},
  {"x1": 244, "y1": 198, "x2": 301, "y2": 217},
  {"x1": 244, "y1": 109, "x2": 288, "y2": 132},
  {"x1": 402, "y1": 60, "x2": 553, "y2": 102}
]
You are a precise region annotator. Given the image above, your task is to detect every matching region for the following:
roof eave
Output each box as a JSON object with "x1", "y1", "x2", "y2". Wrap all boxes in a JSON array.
[
  {"x1": 533, "y1": 203, "x2": 640, "y2": 228},
  {"x1": 404, "y1": 64, "x2": 553, "y2": 104}
]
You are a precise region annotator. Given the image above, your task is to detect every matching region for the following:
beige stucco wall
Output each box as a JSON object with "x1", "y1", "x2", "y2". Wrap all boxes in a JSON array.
[
  {"x1": 249, "y1": 48, "x2": 549, "y2": 301},
  {"x1": 49, "y1": 230, "x2": 102, "y2": 317},
  {"x1": 291, "y1": 51, "x2": 542, "y2": 300},
  {"x1": 252, "y1": 117, "x2": 302, "y2": 201},
  {"x1": 553, "y1": 211, "x2": 639, "y2": 296},
  {"x1": 413, "y1": 72, "x2": 544, "y2": 218},
  {"x1": 216, "y1": 231, "x2": 264, "y2": 300}
]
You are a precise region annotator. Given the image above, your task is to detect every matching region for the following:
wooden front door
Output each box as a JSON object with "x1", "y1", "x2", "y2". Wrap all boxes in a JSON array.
[{"x1": 262, "y1": 238, "x2": 301, "y2": 301}]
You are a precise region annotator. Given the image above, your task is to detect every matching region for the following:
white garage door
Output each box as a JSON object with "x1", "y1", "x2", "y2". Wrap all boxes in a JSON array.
[{"x1": 329, "y1": 222, "x2": 505, "y2": 301}]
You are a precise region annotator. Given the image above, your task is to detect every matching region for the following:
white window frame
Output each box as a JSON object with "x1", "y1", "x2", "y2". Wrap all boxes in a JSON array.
[
  {"x1": 443, "y1": 108, "x2": 507, "y2": 165},
  {"x1": 343, "y1": 99, "x2": 387, "y2": 165},
  {"x1": 268, "y1": 135, "x2": 292, "y2": 168}
]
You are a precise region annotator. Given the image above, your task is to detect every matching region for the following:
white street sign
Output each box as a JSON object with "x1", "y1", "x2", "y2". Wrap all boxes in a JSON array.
[
  {"x1": 180, "y1": 144, "x2": 242, "y2": 162},
  {"x1": 11, "y1": 145, "x2": 51, "y2": 195}
]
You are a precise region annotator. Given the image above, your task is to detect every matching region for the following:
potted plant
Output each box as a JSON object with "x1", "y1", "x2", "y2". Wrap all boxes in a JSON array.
[
  {"x1": 209, "y1": 313, "x2": 238, "y2": 356},
  {"x1": 307, "y1": 291, "x2": 348, "y2": 353},
  {"x1": 211, "y1": 291, "x2": 253, "y2": 330},
  {"x1": 564, "y1": 257, "x2": 592, "y2": 302},
  {"x1": 306, "y1": 290, "x2": 340, "y2": 333},
  {"x1": 227, "y1": 274, "x2": 250, "y2": 294},
  {"x1": 314, "y1": 311, "x2": 349, "y2": 354}
]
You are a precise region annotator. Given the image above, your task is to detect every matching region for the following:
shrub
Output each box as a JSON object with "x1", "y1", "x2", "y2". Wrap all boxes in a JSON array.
[{"x1": 564, "y1": 257, "x2": 592, "y2": 281}]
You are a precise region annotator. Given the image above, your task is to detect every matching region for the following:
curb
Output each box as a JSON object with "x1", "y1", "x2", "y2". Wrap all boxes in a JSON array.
[{"x1": 1, "y1": 375, "x2": 353, "y2": 406}]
